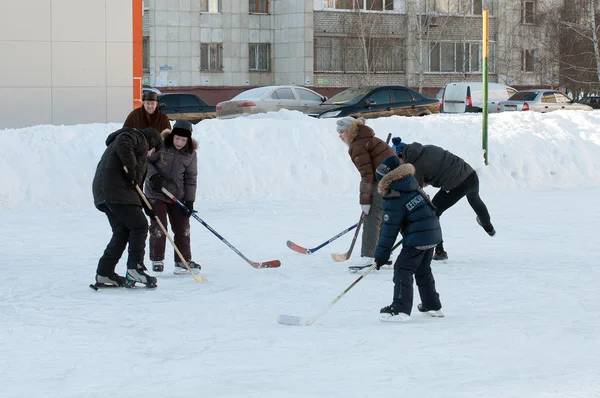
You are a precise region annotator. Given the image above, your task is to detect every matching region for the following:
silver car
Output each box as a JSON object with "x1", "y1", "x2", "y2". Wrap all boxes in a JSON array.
[
  {"x1": 497, "y1": 90, "x2": 593, "y2": 113},
  {"x1": 216, "y1": 85, "x2": 326, "y2": 119}
]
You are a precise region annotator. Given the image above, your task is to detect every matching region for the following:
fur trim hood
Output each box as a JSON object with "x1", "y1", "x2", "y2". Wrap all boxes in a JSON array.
[
  {"x1": 161, "y1": 129, "x2": 198, "y2": 151},
  {"x1": 378, "y1": 163, "x2": 417, "y2": 194},
  {"x1": 341, "y1": 118, "x2": 373, "y2": 146}
]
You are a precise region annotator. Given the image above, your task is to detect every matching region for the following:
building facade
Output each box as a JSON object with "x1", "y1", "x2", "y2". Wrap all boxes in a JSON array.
[
  {"x1": 143, "y1": 0, "x2": 564, "y2": 100},
  {"x1": 0, "y1": 0, "x2": 141, "y2": 129}
]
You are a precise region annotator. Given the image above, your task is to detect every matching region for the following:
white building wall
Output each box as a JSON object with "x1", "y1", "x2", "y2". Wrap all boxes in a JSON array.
[{"x1": 0, "y1": 0, "x2": 133, "y2": 129}]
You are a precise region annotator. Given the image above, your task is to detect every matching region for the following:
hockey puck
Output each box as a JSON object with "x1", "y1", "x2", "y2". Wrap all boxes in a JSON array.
[{"x1": 89, "y1": 284, "x2": 99, "y2": 291}]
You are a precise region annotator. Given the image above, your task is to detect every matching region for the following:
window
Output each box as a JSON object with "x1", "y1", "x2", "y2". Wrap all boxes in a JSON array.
[
  {"x1": 391, "y1": 89, "x2": 414, "y2": 103},
  {"x1": 521, "y1": 49, "x2": 535, "y2": 71},
  {"x1": 179, "y1": 95, "x2": 202, "y2": 107},
  {"x1": 323, "y1": 0, "x2": 393, "y2": 11},
  {"x1": 200, "y1": 0, "x2": 221, "y2": 12},
  {"x1": 142, "y1": 37, "x2": 150, "y2": 73},
  {"x1": 249, "y1": 43, "x2": 270, "y2": 71},
  {"x1": 296, "y1": 89, "x2": 323, "y2": 102},
  {"x1": 272, "y1": 88, "x2": 295, "y2": 100},
  {"x1": 427, "y1": 0, "x2": 490, "y2": 15},
  {"x1": 249, "y1": 0, "x2": 268, "y2": 13},
  {"x1": 522, "y1": 0, "x2": 535, "y2": 24},
  {"x1": 160, "y1": 95, "x2": 179, "y2": 109},
  {"x1": 314, "y1": 37, "x2": 405, "y2": 73},
  {"x1": 541, "y1": 93, "x2": 556, "y2": 103},
  {"x1": 555, "y1": 93, "x2": 571, "y2": 103},
  {"x1": 366, "y1": 90, "x2": 391, "y2": 105},
  {"x1": 200, "y1": 43, "x2": 223, "y2": 71},
  {"x1": 425, "y1": 41, "x2": 495, "y2": 73}
]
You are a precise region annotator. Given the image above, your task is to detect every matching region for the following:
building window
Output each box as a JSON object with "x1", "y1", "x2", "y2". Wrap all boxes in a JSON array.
[
  {"x1": 425, "y1": 41, "x2": 495, "y2": 73},
  {"x1": 522, "y1": 49, "x2": 535, "y2": 71},
  {"x1": 426, "y1": 0, "x2": 491, "y2": 15},
  {"x1": 200, "y1": 0, "x2": 221, "y2": 12},
  {"x1": 249, "y1": 0, "x2": 268, "y2": 13},
  {"x1": 200, "y1": 43, "x2": 223, "y2": 71},
  {"x1": 143, "y1": 37, "x2": 150, "y2": 73},
  {"x1": 323, "y1": 0, "x2": 393, "y2": 11},
  {"x1": 522, "y1": 0, "x2": 535, "y2": 24},
  {"x1": 249, "y1": 43, "x2": 270, "y2": 71},
  {"x1": 315, "y1": 37, "x2": 405, "y2": 73}
]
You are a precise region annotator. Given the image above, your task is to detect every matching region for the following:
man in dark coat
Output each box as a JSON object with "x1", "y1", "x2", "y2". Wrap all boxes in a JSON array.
[
  {"x1": 92, "y1": 127, "x2": 162, "y2": 288},
  {"x1": 123, "y1": 91, "x2": 171, "y2": 132},
  {"x1": 374, "y1": 156, "x2": 443, "y2": 321},
  {"x1": 394, "y1": 138, "x2": 495, "y2": 261},
  {"x1": 337, "y1": 116, "x2": 396, "y2": 264}
]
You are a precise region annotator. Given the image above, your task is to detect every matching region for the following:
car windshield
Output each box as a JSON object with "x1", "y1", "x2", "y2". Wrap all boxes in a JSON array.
[
  {"x1": 233, "y1": 87, "x2": 271, "y2": 100},
  {"x1": 508, "y1": 92, "x2": 539, "y2": 101},
  {"x1": 323, "y1": 88, "x2": 372, "y2": 105}
]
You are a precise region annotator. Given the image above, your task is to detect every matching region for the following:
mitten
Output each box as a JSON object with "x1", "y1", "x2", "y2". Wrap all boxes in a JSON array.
[
  {"x1": 184, "y1": 201, "x2": 194, "y2": 217},
  {"x1": 125, "y1": 168, "x2": 138, "y2": 189},
  {"x1": 374, "y1": 257, "x2": 387, "y2": 271},
  {"x1": 143, "y1": 204, "x2": 156, "y2": 219},
  {"x1": 361, "y1": 204, "x2": 371, "y2": 215},
  {"x1": 149, "y1": 173, "x2": 165, "y2": 192}
]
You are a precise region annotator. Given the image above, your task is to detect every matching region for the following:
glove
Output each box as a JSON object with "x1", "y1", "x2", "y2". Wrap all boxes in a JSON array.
[
  {"x1": 149, "y1": 173, "x2": 165, "y2": 192},
  {"x1": 124, "y1": 168, "x2": 138, "y2": 189},
  {"x1": 361, "y1": 204, "x2": 371, "y2": 215},
  {"x1": 374, "y1": 257, "x2": 387, "y2": 271},
  {"x1": 184, "y1": 201, "x2": 194, "y2": 217},
  {"x1": 143, "y1": 204, "x2": 156, "y2": 219}
]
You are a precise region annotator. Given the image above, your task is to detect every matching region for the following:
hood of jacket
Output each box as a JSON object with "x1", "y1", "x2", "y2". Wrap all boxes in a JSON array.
[
  {"x1": 378, "y1": 163, "x2": 419, "y2": 194},
  {"x1": 402, "y1": 142, "x2": 425, "y2": 163}
]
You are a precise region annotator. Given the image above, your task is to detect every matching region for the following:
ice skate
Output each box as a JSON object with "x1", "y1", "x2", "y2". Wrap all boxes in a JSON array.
[
  {"x1": 173, "y1": 260, "x2": 201, "y2": 275},
  {"x1": 126, "y1": 264, "x2": 158, "y2": 288},
  {"x1": 379, "y1": 305, "x2": 410, "y2": 322},
  {"x1": 152, "y1": 260, "x2": 164, "y2": 273},
  {"x1": 94, "y1": 273, "x2": 127, "y2": 287},
  {"x1": 417, "y1": 303, "x2": 444, "y2": 318}
]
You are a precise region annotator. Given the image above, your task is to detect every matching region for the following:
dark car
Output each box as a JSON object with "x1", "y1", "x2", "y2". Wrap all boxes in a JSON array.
[
  {"x1": 306, "y1": 86, "x2": 440, "y2": 119},
  {"x1": 581, "y1": 96, "x2": 600, "y2": 109},
  {"x1": 158, "y1": 93, "x2": 216, "y2": 124}
]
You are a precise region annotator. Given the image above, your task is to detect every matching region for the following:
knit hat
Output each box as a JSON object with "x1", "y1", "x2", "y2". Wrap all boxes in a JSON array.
[
  {"x1": 171, "y1": 120, "x2": 193, "y2": 138},
  {"x1": 336, "y1": 116, "x2": 356, "y2": 132},
  {"x1": 376, "y1": 156, "x2": 401, "y2": 181},
  {"x1": 141, "y1": 128, "x2": 162, "y2": 151},
  {"x1": 391, "y1": 137, "x2": 406, "y2": 157},
  {"x1": 142, "y1": 91, "x2": 158, "y2": 102}
]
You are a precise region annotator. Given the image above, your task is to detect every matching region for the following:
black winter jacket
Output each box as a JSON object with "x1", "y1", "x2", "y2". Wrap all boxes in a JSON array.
[
  {"x1": 92, "y1": 128, "x2": 149, "y2": 211},
  {"x1": 374, "y1": 164, "x2": 442, "y2": 261},
  {"x1": 401, "y1": 142, "x2": 473, "y2": 191}
]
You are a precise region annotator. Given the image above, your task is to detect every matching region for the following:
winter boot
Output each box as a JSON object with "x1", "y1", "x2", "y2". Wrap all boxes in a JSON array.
[
  {"x1": 173, "y1": 260, "x2": 201, "y2": 275},
  {"x1": 417, "y1": 303, "x2": 445, "y2": 318},
  {"x1": 152, "y1": 260, "x2": 164, "y2": 273},
  {"x1": 126, "y1": 264, "x2": 158, "y2": 288},
  {"x1": 379, "y1": 304, "x2": 410, "y2": 322},
  {"x1": 95, "y1": 273, "x2": 127, "y2": 287},
  {"x1": 433, "y1": 245, "x2": 448, "y2": 261},
  {"x1": 477, "y1": 217, "x2": 496, "y2": 237}
]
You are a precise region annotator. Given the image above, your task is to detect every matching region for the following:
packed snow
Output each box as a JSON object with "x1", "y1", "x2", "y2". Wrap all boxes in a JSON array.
[{"x1": 1, "y1": 110, "x2": 600, "y2": 397}]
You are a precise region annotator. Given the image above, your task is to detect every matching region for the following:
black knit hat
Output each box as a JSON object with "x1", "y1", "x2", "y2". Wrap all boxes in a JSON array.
[
  {"x1": 376, "y1": 156, "x2": 400, "y2": 181},
  {"x1": 141, "y1": 128, "x2": 162, "y2": 151},
  {"x1": 171, "y1": 120, "x2": 193, "y2": 138}
]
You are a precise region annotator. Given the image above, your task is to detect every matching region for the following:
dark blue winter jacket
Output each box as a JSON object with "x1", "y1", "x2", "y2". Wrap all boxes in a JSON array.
[{"x1": 374, "y1": 163, "x2": 442, "y2": 261}]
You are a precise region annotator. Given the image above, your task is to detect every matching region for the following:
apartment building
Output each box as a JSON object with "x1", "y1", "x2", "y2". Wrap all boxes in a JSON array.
[{"x1": 143, "y1": 0, "x2": 563, "y2": 99}]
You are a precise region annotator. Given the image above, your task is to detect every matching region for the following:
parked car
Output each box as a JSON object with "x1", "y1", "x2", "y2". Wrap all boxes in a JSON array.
[
  {"x1": 306, "y1": 86, "x2": 440, "y2": 119},
  {"x1": 580, "y1": 96, "x2": 600, "y2": 109},
  {"x1": 442, "y1": 82, "x2": 517, "y2": 113},
  {"x1": 143, "y1": 86, "x2": 162, "y2": 97},
  {"x1": 158, "y1": 93, "x2": 216, "y2": 124},
  {"x1": 216, "y1": 86, "x2": 327, "y2": 119},
  {"x1": 497, "y1": 90, "x2": 593, "y2": 113}
]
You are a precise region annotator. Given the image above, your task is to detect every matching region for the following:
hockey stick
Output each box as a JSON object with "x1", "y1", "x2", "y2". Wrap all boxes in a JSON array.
[
  {"x1": 124, "y1": 167, "x2": 207, "y2": 283},
  {"x1": 286, "y1": 222, "x2": 359, "y2": 254},
  {"x1": 331, "y1": 213, "x2": 365, "y2": 262},
  {"x1": 162, "y1": 188, "x2": 281, "y2": 269},
  {"x1": 277, "y1": 264, "x2": 376, "y2": 326},
  {"x1": 348, "y1": 239, "x2": 403, "y2": 273},
  {"x1": 331, "y1": 133, "x2": 392, "y2": 263}
]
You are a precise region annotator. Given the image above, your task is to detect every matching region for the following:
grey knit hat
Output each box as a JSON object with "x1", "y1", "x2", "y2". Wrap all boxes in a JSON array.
[{"x1": 336, "y1": 116, "x2": 356, "y2": 132}]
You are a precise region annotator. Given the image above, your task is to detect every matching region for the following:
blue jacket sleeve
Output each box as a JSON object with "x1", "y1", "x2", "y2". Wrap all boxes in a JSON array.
[{"x1": 374, "y1": 200, "x2": 406, "y2": 260}]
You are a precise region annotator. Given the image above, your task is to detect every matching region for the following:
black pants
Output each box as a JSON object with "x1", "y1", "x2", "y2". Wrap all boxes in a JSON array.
[
  {"x1": 96, "y1": 203, "x2": 149, "y2": 276},
  {"x1": 432, "y1": 171, "x2": 491, "y2": 248},
  {"x1": 392, "y1": 246, "x2": 441, "y2": 315}
]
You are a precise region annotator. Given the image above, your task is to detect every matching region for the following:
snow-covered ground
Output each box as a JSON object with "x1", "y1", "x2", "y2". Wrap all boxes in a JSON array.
[{"x1": 1, "y1": 110, "x2": 600, "y2": 397}]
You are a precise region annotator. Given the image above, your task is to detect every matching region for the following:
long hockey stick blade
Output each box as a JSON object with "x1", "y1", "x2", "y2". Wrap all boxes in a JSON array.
[
  {"x1": 286, "y1": 240, "x2": 309, "y2": 254},
  {"x1": 276, "y1": 314, "x2": 317, "y2": 326},
  {"x1": 331, "y1": 214, "x2": 364, "y2": 262},
  {"x1": 249, "y1": 260, "x2": 281, "y2": 269}
]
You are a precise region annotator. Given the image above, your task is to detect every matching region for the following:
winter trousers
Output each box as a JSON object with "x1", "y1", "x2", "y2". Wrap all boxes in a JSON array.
[
  {"x1": 149, "y1": 199, "x2": 192, "y2": 262},
  {"x1": 96, "y1": 203, "x2": 149, "y2": 276},
  {"x1": 432, "y1": 171, "x2": 491, "y2": 250},
  {"x1": 361, "y1": 183, "x2": 384, "y2": 258},
  {"x1": 392, "y1": 246, "x2": 441, "y2": 315}
]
